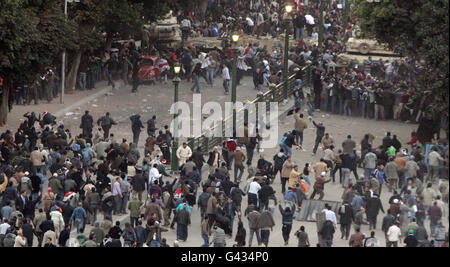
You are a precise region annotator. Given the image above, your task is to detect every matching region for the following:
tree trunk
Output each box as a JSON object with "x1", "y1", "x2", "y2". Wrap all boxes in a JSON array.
[
  {"x1": 0, "y1": 80, "x2": 10, "y2": 125},
  {"x1": 65, "y1": 49, "x2": 83, "y2": 92},
  {"x1": 199, "y1": 0, "x2": 209, "y2": 19},
  {"x1": 33, "y1": 83, "x2": 39, "y2": 105},
  {"x1": 105, "y1": 35, "x2": 113, "y2": 52}
]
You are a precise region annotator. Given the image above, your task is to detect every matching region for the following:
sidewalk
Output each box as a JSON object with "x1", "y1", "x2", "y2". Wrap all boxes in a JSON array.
[{"x1": 2, "y1": 81, "x2": 114, "y2": 131}]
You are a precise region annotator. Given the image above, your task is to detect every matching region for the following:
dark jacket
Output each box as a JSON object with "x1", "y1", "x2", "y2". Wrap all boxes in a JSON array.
[
  {"x1": 279, "y1": 204, "x2": 295, "y2": 225},
  {"x1": 235, "y1": 221, "x2": 246, "y2": 245},
  {"x1": 130, "y1": 115, "x2": 144, "y2": 133},
  {"x1": 258, "y1": 184, "x2": 274, "y2": 203},
  {"x1": 338, "y1": 204, "x2": 354, "y2": 225},
  {"x1": 319, "y1": 220, "x2": 335, "y2": 240},
  {"x1": 404, "y1": 235, "x2": 418, "y2": 247},
  {"x1": 207, "y1": 151, "x2": 220, "y2": 166},
  {"x1": 108, "y1": 226, "x2": 123, "y2": 239},
  {"x1": 176, "y1": 207, "x2": 191, "y2": 225},
  {"x1": 381, "y1": 214, "x2": 395, "y2": 234},
  {"x1": 230, "y1": 187, "x2": 245, "y2": 205},
  {"x1": 81, "y1": 114, "x2": 94, "y2": 131},
  {"x1": 365, "y1": 195, "x2": 384, "y2": 217},
  {"x1": 59, "y1": 229, "x2": 70, "y2": 247},
  {"x1": 273, "y1": 153, "x2": 286, "y2": 170},
  {"x1": 247, "y1": 210, "x2": 260, "y2": 229},
  {"x1": 131, "y1": 174, "x2": 146, "y2": 192},
  {"x1": 257, "y1": 211, "x2": 275, "y2": 229},
  {"x1": 134, "y1": 225, "x2": 147, "y2": 244},
  {"x1": 192, "y1": 151, "x2": 205, "y2": 169}
]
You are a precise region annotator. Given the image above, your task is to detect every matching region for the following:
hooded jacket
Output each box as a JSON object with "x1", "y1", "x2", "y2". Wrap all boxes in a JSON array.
[
  {"x1": 279, "y1": 204, "x2": 295, "y2": 225},
  {"x1": 130, "y1": 115, "x2": 144, "y2": 133},
  {"x1": 127, "y1": 144, "x2": 140, "y2": 165},
  {"x1": 247, "y1": 210, "x2": 261, "y2": 229},
  {"x1": 257, "y1": 211, "x2": 275, "y2": 229}
]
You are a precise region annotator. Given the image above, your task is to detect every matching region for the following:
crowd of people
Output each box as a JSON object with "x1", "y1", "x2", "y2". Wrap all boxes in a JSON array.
[{"x1": 0, "y1": 0, "x2": 448, "y2": 248}]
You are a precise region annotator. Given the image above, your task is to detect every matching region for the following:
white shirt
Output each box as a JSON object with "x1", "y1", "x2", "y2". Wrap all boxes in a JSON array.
[
  {"x1": 0, "y1": 223, "x2": 10, "y2": 235},
  {"x1": 387, "y1": 225, "x2": 402, "y2": 242},
  {"x1": 149, "y1": 167, "x2": 161, "y2": 184},
  {"x1": 305, "y1": 15, "x2": 315, "y2": 25},
  {"x1": 248, "y1": 181, "x2": 261, "y2": 194},
  {"x1": 246, "y1": 17, "x2": 254, "y2": 27},
  {"x1": 256, "y1": 13, "x2": 264, "y2": 25},
  {"x1": 322, "y1": 209, "x2": 337, "y2": 227},
  {"x1": 222, "y1": 67, "x2": 230, "y2": 80}
]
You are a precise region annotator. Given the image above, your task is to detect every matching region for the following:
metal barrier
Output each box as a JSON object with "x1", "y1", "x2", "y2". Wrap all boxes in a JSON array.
[{"x1": 187, "y1": 64, "x2": 313, "y2": 153}]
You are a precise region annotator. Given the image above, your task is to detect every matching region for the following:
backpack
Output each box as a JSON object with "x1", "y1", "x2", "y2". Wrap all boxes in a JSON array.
[
  {"x1": 123, "y1": 229, "x2": 136, "y2": 242},
  {"x1": 279, "y1": 136, "x2": 287, "y2": 146}
]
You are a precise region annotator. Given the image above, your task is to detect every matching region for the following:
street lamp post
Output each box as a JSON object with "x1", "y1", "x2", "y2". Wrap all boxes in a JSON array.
[
  {"x1": 231, "y1": 34, "x2": 239, "y2": 137},
  {"x1": 61, "y1": 0, "x2": 80, "y2": 104},
  {"x1": 283, "y1": 3, "x2": 293, "y2": 100},
  {"x1": 318, "y1": 0, "x2": 325, "y2": 50},
  {"x1": 171, "y1": 63, "x2": 181, "y2": 174}
]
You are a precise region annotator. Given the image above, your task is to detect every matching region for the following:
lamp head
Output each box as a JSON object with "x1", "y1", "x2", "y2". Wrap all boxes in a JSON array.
[
  {"x1": 285, "y1": 4, "x2": 293, "y2": 14},
  {"x1": 232, "y1": 34, "x2": 240, "y2": 43},
  {"x1": 174, "y1": 63, "x2": 181, "y2": 74}
]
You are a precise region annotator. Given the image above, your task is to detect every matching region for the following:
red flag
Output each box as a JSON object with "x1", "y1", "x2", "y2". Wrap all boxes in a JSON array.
[{"x1": 297, "y1": 0, "x2": 301, "y2": 13}]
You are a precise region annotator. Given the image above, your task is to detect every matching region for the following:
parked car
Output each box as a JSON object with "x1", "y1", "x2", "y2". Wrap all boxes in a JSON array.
[{"x1": 139, "y1": 55, "x2": 161, "y2": 83}]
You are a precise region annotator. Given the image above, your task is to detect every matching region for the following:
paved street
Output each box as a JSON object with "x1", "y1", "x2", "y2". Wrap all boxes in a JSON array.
[{"x1": 7, "y1": 75, "x2": 445, "y2": 247}]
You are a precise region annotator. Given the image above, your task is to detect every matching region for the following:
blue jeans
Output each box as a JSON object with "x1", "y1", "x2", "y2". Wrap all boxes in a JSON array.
[
  {"x1": 206, "y1": 70, "x2": 214, "y2": 86},
  {"x1": 260, "y1": 229, "x2": 270, "y2": 246},
  {"x1": 313, "y1": 136, "x2": 323, "y2": 154},
  {"x1": 320, "y1": 239, "x2": 333, "y2": 247},
  {"x1": 321, "y1": 94, "x2": 329, "y2": 112},
  {"x1": 344, "y1": 99, "x2": 352, "y2": 116},
  {"x1": 339, "y1": 98, "x2": 344, "y2": 114},
  {"x1": 361, "y1": 101, "x2": 367, "y2": 118},
  {"x1": 364, "y1": 168, "x2": 374, "y2": 181},
  {"x1": 227, "y1": 157, "x2": 234, "y2": 171},
  {"x1": 280, "y1": 144, "x2": 288, "y2": 156},
  {"x1": 285, "y1": 146, "x2": 292, "y2": 157},
  {"x1": 105, "y1": 69, "x2": 115, "y2": 88},
  {"x1": 201, "y1": 234, "x2": 209, "y2": 247},
  {"x1": 331, "y1": 95, "x2": 338, "y2": 114},
  {"x1": 32, "y1": 192, "x2": 41, "y2": 208},
  {"x1": 303, "y1": 176, "x2": 311, "y2": 188},
  {"x1": 78, "y1": 72, "x2": 87, "y2": 90},
  {"x1": 234, "y1": 163, "x2": 245, "y2": 182},
  {"x1": 295, "y1": 97, "x2": 302, "y2": 109},
  {"x1": 120, "y1": 192, "x2": 129, "y2": 213},
  {"x1": 307, "y1": 102, "x2": 314, "y2": 116},
  {"x1": 295, "y1": 27, "x2": 304, "y2": 40},
  {"x1": 75, "y1": 218, "x2": 84, "y2": 234},
  {"x1": 294, "y1": 130, "x2": 304, "y2": 146},
  {"x1": 150, "y1": 240, "x2": 161, "y2": 247},
  {"x1": 430, "y1": 220, "x2": 438, "y2": 236},
  {"x1": 248, "y1": 227, "x2": 261, "y2": 247},
  {"x1": 191, "y1": 74, "x2": 200, "y2": 92},
  {"x1": 246, "y1": 145, "x2": 255, "y2": 165}
]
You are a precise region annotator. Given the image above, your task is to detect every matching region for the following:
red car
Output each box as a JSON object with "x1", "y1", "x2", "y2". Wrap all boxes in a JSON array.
[{"x1": 139, "y1": 55, "x2": 161, "y2": 83}]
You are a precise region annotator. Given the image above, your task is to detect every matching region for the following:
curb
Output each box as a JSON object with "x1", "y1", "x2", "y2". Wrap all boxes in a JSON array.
[{"x1": 54, "y1": 83, "x2": 122, "y2": 118}]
